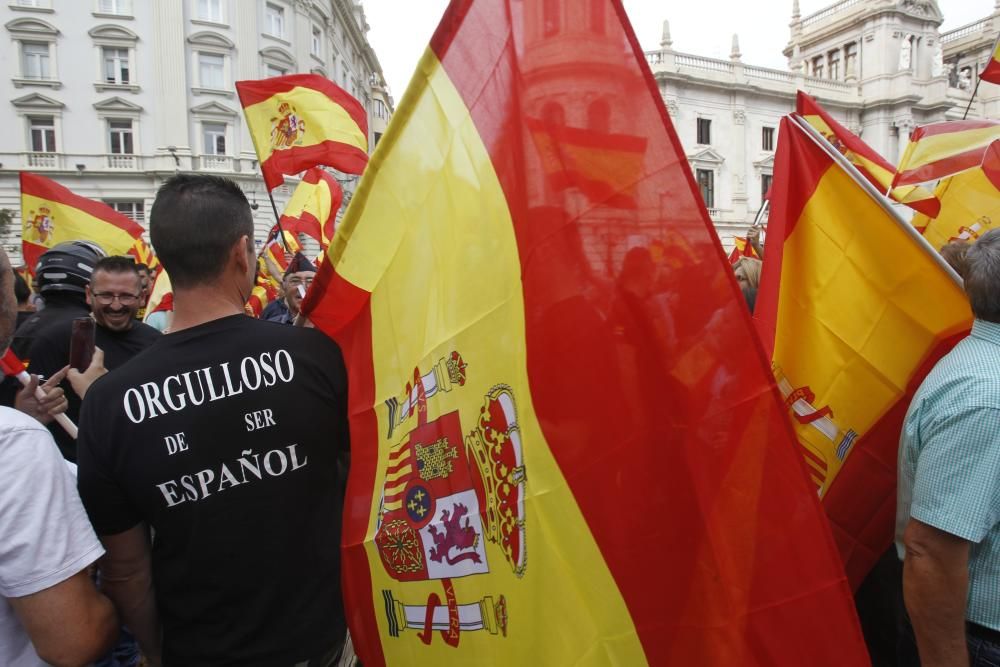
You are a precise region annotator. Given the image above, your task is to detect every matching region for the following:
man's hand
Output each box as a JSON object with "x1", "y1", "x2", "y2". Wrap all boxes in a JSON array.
[
  {"x1": 746, "y1": 225, "x2": 763, "y2": 258},
  {"x1": 903, "y1": 518, "x2": 972, "y2": 667},
  {"x1": 14, "y1": 366, "x2": 69, "y2": 425},
  {"x1": 68, "y1": 347, "x2": 107, "y2": 400}
]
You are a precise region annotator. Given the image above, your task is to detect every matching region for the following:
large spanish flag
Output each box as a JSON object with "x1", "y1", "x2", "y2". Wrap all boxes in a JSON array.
[
  {"x1": 236, "y1": 74, "x2": 368, "y2": 191},
  {"x1": 20, "y1": 172, "x2": 146, "y2": 269},
  {"x1": 755, "y1": 116, "x2": 973, "y2": 587},
  {"x1": 279, "y1": 168, "x2": 343, "y2": 249},
  {"x1": 303, "y1": 1, "x2": 867, "y2": 664},
  {"x1": 981, "y1": 36, "x2": 1000, "y2": 84},
  {"x1": 796, "y1": 91, "x2": 939, "y2": 217},
  {"x1": 893, "y1": 119, "x2": 1000, "y2": 187}
]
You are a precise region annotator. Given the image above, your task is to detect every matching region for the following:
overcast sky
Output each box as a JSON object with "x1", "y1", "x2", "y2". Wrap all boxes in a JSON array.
[{"x1": 365, "y1": 0, "x2": 993, "y2": 103}]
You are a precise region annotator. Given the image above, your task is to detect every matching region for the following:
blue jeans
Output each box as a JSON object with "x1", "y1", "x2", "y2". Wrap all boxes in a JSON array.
[{"x1": 969, "y1": 632, "x2": 1000, "y2": 667}]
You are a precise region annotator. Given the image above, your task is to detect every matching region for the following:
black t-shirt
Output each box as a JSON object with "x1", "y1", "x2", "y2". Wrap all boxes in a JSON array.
[
  {"x1": 77, "y1": 314, "x2": 349, "y2": 667},
  {"x1": 20, "y1": 311, "x2": 161, "y2": 461}
]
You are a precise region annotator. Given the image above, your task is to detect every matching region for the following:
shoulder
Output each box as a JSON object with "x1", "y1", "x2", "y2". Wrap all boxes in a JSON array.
[
  {"x1": 0, "y1": 406, "x2": 52, "y2": 438},
  {"x1": 129, "y1": 321, "x2": 163, "y2": 341}
]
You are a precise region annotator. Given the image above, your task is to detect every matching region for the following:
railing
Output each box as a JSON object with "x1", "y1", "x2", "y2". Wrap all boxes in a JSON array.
[
  {"x1": 200, "y1": 155, "x2": 232, "y2": 171},
  {"x1": 744, "y1": 65, "x2": 794, "y2": 83},
  {"x1": 645, "y1": 51, "x2": 663, "y2": 66},
  {"x1": 107, "y1": 153, "x2": 137, "y2": 169},
  {"x1": 25, "y1": 152, "x2": 58, "y2": 168},
  {"x1": 675, "y1": 54, "x2": 734, "y2": 74},
  {"x1": 803, "y1": 74, "x2": 854, "y2": 92},
  {"x1": 800, "y1": 0, "x2": 863, "y2": 30},
  {"x1": 942, "y1": 18, "x2": 989, "y2": 43}
]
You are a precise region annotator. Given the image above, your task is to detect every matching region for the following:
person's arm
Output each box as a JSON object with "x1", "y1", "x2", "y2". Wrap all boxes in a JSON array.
[
  {"x1": 902, "y1": 519, "x2": 971, "y2": 667},
  {"x1": 67, "y1": 347, "x2": 106, "y2": 400},
  {"x1": 9, "y1": 569, "x2": 118, "y2": 667},
  {"x1": 98, "y1": 524, "x2": 162, "y2": 667}
]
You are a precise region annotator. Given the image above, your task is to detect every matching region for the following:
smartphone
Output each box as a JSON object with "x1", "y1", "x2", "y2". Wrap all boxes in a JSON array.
[{"x1": 69, "y1": 317, "x2": 95, "y2": 373}]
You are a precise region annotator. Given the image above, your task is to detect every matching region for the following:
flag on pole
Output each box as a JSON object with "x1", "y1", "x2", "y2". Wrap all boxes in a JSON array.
[
  {"x1": 143, "y1": 269, "x2": 173, "y2": 320},
  {"x1": 755, "y1": 116, "x2": 973, "y2": 587},
  {"x1": 913, "y1": 143, "x2": 1000, "y2": 249},
  {"x1": 981, "y1": 35, "x2": 1000, "y2": 84},
  {"x1": 279, "y1": 168, "x2": 343, "y2": 249},
  {"x1": 236, "y1": 73, "x2": 369, "y2": 191},
  {"x1": 727, "y1": 236, "x2": 760, "y2": 264},
  {"x1": 893, "y1": 119, "x2": 1000, "y2": 187},
  {"x1": 796, "y1": 91, "x2": 939, "y2": 217},
  {"x1": 302, "y1": 1, "x2": 867, "y2": 664},
  {"x1": 20, "y1": 172, "x2": 147, "y2": 270}
]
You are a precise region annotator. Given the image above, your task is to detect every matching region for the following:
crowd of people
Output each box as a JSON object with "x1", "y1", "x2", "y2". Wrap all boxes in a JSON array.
[{"x1": 0, "y1": 172, "x2": 997, "y2": 666}]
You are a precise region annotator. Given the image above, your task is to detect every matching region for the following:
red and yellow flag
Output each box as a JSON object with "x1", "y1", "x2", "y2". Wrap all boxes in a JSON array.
[
  {"x1": 893, "y1": 119, "x2": 1000, "y2": 187},
  {"x1": 913, "y1": 144, "x2": 1000, "y2": 250},
  {"x1": 755, "y1": 116, "x2": 973, "y2": 587},
  {"x1": 236, "y1": 74, "x2": 368, "y2": 191},
  {"x1": 19, "y1": 172, "x2": 146, "y2": 270},
  {"x1": 797, "y1": 91, "x2": 939, "y2": 217},
  {"x1": 727, "y1": 235, "x2": 760, "y2": 264},
  {"x1": 144, "y1": 270, "x2": 173, "y2": 318},
  {"x1": 303, "y1": 2, "x2": 867, "y2": 664},
  {"x1": 246, "y1": 226, "x2": 302, "y2": 317},
  {"x1": 981, "y1": 36, "x2": 1000, "y2": 84},
  {"x1": 279, "y1": 168, "x2": 343, "y2": 249}
]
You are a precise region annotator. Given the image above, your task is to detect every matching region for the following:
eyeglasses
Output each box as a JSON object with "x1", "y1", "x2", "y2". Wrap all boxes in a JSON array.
[
  {"x1": 92, "y1": 292, "x2": 140, "y2": 306},
  {"x1": 286, "y1": 277, "x2": 314, "y2": 288}
]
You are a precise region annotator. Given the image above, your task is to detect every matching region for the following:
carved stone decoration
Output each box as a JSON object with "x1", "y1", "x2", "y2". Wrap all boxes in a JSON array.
[
  {"x1": 666, "y1": 99, "x2": 679, "y2": 117},
  {"x1": 733, "y1": 109, "x2": 746, "y2": 125},
  {"x1": 932, "y1": 41, "x2": 944, "y2": 77},
  {"x1": 898, "y1": 34, "x2": 912, "y2": 71}
]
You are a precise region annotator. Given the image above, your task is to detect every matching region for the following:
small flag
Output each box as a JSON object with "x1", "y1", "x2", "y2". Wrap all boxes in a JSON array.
[
  {"x1": 144, "y1": 270, "x2": 173, "y2": 319},
  {"x1": 755, "y1": 115, "x2": 972, "y2": 587},
  {"x1": 893, "y1": 119, "x2": 1000, "y2": 187},
  {"x1": 20, "y1": 172, "x2": 147, "y2": 271},
  {"x1": 797, "y1": 91, "x2": 939, "y2": 217},
  {"x1": 727, "y1": 236, "x2": 760, "y2": 264},
  {"x1": 279, "y1": 168, "x2": 343, "y2": 249},
  {"x1": 302, "y1": 1, "x2": 868, "y2": 664},
  {"x1": 236, "y1": 73, "x2": 368, "y2": 191}
]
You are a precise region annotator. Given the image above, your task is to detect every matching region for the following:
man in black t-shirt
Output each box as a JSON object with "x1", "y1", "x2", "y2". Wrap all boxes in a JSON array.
[
  {"x1": 22, "y1": 255, "x2": 160, "y2": 461},
  {"x1": 77, "y1": 174, "x2": 349, "y2": 667}
]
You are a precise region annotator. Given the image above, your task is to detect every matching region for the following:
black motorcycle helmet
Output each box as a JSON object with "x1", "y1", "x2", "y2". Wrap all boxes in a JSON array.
[{"x1": 35, "y1": 240, "x2": 106, "y2": 296}]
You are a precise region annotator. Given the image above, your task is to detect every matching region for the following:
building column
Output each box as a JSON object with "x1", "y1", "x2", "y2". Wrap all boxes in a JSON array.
[{"x1": 151, "y1": 0, "x2": 191, "y2": 169}]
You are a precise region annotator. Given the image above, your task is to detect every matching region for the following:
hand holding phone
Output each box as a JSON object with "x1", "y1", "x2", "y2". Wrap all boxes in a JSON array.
[{"x1": 69, "y1": 317, "x2": 96, "y2": 373}]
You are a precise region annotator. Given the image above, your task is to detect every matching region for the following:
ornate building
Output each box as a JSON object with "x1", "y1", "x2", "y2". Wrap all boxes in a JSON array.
[
  {"x1": 0, "y1": 0, "x2": 393, "y2": 264},
  {"x1": 645, "y1": 0, "x2": 999, "y2": 245}
]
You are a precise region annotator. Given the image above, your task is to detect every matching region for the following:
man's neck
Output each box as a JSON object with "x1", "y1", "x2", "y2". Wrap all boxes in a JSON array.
[{"x1": 170, "y1": 284, "x2": 246, "y2": 332}]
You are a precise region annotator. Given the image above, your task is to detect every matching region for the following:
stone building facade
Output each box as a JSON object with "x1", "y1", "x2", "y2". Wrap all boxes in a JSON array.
[{"x1": 0, "y1": 0, "x2": 392, "y2": 264}]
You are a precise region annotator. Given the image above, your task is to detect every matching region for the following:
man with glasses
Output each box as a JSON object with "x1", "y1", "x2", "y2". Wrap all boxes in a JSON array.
[
  {"x1": 263, "y1": 252, "x2": 317, "y2": 324},
  {"x1": 26, "y1": 255, "x2": 160, "y2": 461}
]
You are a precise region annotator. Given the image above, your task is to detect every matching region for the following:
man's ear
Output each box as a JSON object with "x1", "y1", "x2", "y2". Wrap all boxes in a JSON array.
[
  {"x1": 85, "y1": 286, "x2": 93, "y2": 308},
  {"x1": 232, "y1": 235, "x2": 252, "y2": 276}
]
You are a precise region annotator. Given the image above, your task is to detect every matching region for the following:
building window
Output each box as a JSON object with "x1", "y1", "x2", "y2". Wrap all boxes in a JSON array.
[
  {"x1": 265, "y1": 63, "x2": 287, "y2": 78},
  {"x1": 98, "y1": 0, "x2": 130, "y2": 15},
  {"x1": 198, "y1": 52, "x2": 225, "y2": 89},
  {"x1": 203, "y1": 122, "x2": 226, "y2": 155},
  {"x1": 543, "y1": 0, "x2": 559, "y2": 36},
  {"x1": 761, "y1": 173, "x2": 773, "y2": 200},
  {"x1": 108, "y1": 119, "x2": 134, "y2": 154},
  {"x1": 197, "y1": 0, "x2": 223, "y2": 22},
  {"x1": 812, "y1": 55, "x2": 823, "y2": 78},
  {"x1": 696, "y1": 169, "x2": 714, "y2": 208},
  {"x1": 29, "y1": 116, "x2": 56, "y2": 152},
  {"x1": 845, "y1": 43, "x2": 858, "y2": 77},
  {"x1": 762, "y1": 126, "x2": 775, "y2": 151},
  {"x1": 21, "y1": 42, "x2": 50, "y2": 80},
  {"x1": 589, "y1": 0, "x2": 604, "y2": 34},
  {"x1": 106, "y1": 200, "x2": 144, "y2": 222},
  {"x1": 311, "y1": 26, "x2": 322, "y2": 57},
  {"x1": 696, "y1": 117, "x2": 711, "y2": 145},
  {"x1": 265, "y1": 3, "x2": 284, "y2": 38},
  {"x1": 103, "y1": 47, "x2": 130, "y2": 84},
  {"x1": 828, "y1": 50, "x2": 840, "y2": 80},
  {"x1": 374, "y1": 98, "x2": 387, "y2": 119}
]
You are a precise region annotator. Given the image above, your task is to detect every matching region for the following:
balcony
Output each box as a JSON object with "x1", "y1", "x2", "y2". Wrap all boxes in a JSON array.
[
  {"x1": 107, "y1": 153, "x2": 138, "y2": 169},
  {"x1": 198, "y1": 154, "x2": 233, "y2": 171},
  {"x1": 25, "y1": 152, "x2": 59, "y2": 168}
]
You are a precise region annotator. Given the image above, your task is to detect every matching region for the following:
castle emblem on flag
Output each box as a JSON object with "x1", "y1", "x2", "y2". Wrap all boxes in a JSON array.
[
  {"x1": 269, "y1": 101, "x2": 305, "y2": 150},
  {"x1": 26, "y1": 207, "x2": 55, "y2": 244},
  {"x1": 374, "y1": 351, "x2": 527, "y2": 647}
]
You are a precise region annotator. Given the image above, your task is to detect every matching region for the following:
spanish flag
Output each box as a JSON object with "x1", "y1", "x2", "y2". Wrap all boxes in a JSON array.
[
  {"x1": 727, "y1": 235, "x2": 759, "y2": 264},
  {"x1": 20, "y1": 172, "x2": 146, "y2": 270},
  {"x1": 981, "y1": 35, "x2": 1000, "y2": 84},
  {"x1": 279, "y1": 168, "x2": 343, "y2": 249},
  {"x1": 893, "y1": 119, "x2": 1000, "y2": 187},
  {"x1": 144, "y1": 270, "x2": 173, "y2": 319},
  {"x1": 236, "y1": 74, "x2": 368, "y2": 191},
  {"x1": 913, "y1": 145, "x2": 1000, "y2": 250},
  {"x1": 755, "y1": 116, "x2": 973, "y2": 587},
  {"x1": 796, "y1": 92, "x2": 939, "y2": 217},
  {"x1": 302, "y1": 1, "x2": 867, "y2": 664}
]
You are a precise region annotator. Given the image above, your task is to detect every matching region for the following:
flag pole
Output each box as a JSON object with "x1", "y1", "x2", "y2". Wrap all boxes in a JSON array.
[
  {"x1": 963, "y1": 65, "x2": 983, "y2": 121},
  {"x1": 265, "y1": 188, "x2": 292, "y2": 253}
]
